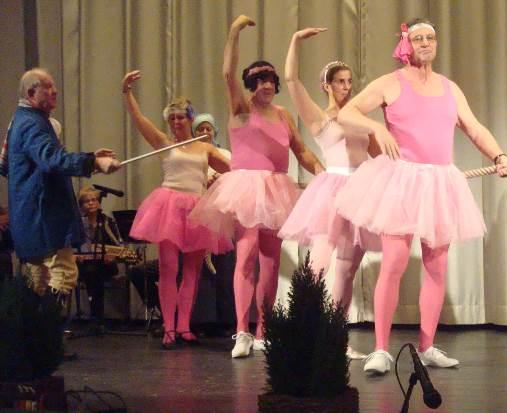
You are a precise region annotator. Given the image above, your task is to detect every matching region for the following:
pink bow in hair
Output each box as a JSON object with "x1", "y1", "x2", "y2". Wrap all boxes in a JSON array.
[{"x1": 392, "y1": 23, "x2": 413, "y2": 65}]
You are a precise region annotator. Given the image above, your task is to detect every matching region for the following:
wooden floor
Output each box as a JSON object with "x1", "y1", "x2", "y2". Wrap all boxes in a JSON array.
[{"x1": 58, "y1": 325, "x2": 507, "y2": 413}]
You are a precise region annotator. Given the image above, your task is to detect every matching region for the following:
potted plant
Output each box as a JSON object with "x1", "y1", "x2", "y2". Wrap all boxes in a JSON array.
[{"x1": 258, "y1": 253, "x2": 359, "y2": 413}]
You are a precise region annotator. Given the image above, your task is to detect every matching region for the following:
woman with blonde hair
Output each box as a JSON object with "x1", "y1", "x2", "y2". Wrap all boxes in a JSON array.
[{"x1": 122, "y1": 71, "x2": 232, "y2": 349}]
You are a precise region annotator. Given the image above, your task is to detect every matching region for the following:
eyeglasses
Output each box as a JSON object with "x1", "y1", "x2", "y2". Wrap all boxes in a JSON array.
[{"x1": 410, "y1": 34, "x2": 437, "y2": 44}]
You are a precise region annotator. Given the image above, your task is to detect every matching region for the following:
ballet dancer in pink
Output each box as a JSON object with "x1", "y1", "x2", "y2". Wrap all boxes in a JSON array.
[
  {"x1": 122, "y1": 71, "x2": 232, "y2": 349},
  {"x1": 278, "y1": 28, "x2": 381, "y2": 360},
  {"x1": 189, "y1": 15, "x2": 323, "y2": 358},
  {"x1": 335, "y1": 18, "x2": 507, "y2": 374}
]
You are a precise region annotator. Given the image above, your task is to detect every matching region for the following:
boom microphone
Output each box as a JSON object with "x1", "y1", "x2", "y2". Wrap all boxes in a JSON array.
[
  {"x1": 92, "y1": 184, "x2": 124, "y2": 198},
  {"x1": 408, "y1": 343, "x2": 442, "y2": 409}
]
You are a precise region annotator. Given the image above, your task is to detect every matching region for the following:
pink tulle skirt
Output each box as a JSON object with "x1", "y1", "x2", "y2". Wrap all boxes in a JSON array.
[
  {"x1": 334, "y1": 156, "x2": 486, "y2": 248},
  {"x1": 278, "y1": 172, "x2": 381, "y2": 257},
  {"x1": 130, "y1": 187, "x2": 233, "y2": 254},
  {"x1": 188, "y1": 170, "x2": 301, "y2": 238}
]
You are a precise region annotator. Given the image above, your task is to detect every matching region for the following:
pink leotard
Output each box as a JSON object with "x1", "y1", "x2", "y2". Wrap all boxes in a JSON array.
[
  {"x1": 383, "y1": 70, "x2": 458, "y2": 165},
  {"x1": 230, "y1": 106, "x2": 290, "y2": 172}
]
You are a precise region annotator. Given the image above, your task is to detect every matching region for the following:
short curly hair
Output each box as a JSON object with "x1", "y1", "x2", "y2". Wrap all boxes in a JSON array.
[{"x1": 242, "y1": 61, "x2": 280, "y2": 94}]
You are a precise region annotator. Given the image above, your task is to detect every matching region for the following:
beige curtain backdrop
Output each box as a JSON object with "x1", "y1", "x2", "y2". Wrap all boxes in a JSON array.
[{"x1": 27, "y1": 0, "x2": 507, "y2": 324}]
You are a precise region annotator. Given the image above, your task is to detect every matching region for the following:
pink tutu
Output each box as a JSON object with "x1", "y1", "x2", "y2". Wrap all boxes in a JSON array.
[
  {"x1": 279, "y1": 172, "x2": 381, "y2": 258},
  {"x1": 188, "y1": 170, "x2": 301, "y2": 238},
  {"x1": 130, "y1": 187, "x2": 233, "y2": 254},
  {"x1": 334, "y1": 155, "x2": 486, "y2": 248}
]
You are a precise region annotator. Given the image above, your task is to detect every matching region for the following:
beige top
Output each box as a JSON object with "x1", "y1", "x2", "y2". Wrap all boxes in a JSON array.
[{"x1": 161, "y1": 148, "x2": 207, "y2": 195}]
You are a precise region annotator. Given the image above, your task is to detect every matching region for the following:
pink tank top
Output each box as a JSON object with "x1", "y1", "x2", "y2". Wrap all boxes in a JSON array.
[
  {"x1": 230, "y1": 106, "x2": 290, "y2": 173},
  {"x1": 383, "y1": 70, "x2": 458, "y2": 164},
  {"x1": 315, "y1": 117, "x2": 369, "y2": 168}
]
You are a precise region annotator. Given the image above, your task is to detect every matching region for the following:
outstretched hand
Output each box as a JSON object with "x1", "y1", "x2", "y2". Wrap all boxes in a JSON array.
[
  {"x1": 294, "y1": 27, "x2": 327, "y2": 40},
  {"x1": 94, "y1": 157, "x2": 122, "y2": 174},
  {"x1": 232, "y1": 15, "x2": 256, "y2": 31},
  {"x1": 122, "y1": 70, "x2": 141, "y2": 91}
]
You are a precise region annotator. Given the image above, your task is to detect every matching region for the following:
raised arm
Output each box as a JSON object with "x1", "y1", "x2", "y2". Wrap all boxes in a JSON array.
[
  {"x1": 282, "y1": 109, "x2": 324, "y2": 175},
  {"x1": 285, "y1": 28, "x2": 328, "y2": 136},
  {"x1": 451, "y1": 82, "x2": 507, "y2": 176},
  {"x1": 223, "y1": 15, "x2": 255, "y2": 117},
  {"x1": 338, "y1": 74, "x2": 400, "y2": 159},
  {"x1": 122, "y1": 70, "x2": 169, "y2": 150}
]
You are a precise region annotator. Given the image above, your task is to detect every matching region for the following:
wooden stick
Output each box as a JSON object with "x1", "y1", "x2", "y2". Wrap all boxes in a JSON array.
[
  {"x1": 120, "y1": 135, "x2": 207, "y2": 166},
  {"x1": 463, "y1": 165, "x2": 496, "y2": 179}
]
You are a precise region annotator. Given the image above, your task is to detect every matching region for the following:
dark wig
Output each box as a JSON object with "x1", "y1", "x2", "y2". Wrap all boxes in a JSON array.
[{"x1": 242, "y1": 60, "x2": 280, "y2": 94}]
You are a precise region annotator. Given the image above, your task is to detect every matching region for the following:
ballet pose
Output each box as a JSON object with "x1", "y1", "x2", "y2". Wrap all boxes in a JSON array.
[
  {"x1": 278, "y1": 28, "x2": 381, "y2": 360},
  {"x1": 122, "y1": 71, "x2": 232, "y2": 349},
  {"x1": 189, "y1": 15, "x2": 323, "y2": 358},
  {"x1": 335, "y1": 19, "x2": 507, "y2": 374}
]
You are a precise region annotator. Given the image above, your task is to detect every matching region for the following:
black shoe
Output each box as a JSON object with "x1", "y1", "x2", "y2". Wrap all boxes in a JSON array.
[
  {"x1": 176, "y1": 331, "x2": 200, "y2": 346},
  {"x1": 161, "y1": 331, "x2": 178, "y2": 350}
]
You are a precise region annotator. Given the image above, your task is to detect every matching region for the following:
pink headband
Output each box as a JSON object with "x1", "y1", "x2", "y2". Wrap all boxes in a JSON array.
[
  {"x1": 392, "y1": 23, "x2": 413, "y2": 65},
  {"x1": 247, "y1": 65, "x2": 276, "y2": 77}
]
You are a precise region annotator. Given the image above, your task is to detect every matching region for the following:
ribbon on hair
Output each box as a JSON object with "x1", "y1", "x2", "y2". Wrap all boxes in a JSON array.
[
  {"x1": 392, "y1": 23, "x2": 413, "y2": 65},
  {"x1": 247, "y1": 65, "x2": 276, "y2": 77}
]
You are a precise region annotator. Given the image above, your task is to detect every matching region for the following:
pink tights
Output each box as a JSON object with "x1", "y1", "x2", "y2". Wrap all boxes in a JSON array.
[
  {"x1": 158, "y1": 240, "x2": 205, "y2": 342},
  {"x1": 234, "y1": 225, "x2": 282, "y2": 338},
  {"x1": 374, "y1": 234, "x2": 449, "y2": 352},
  {"x1": 309, "y1": 236, "x2": 365, "y2": 314}
]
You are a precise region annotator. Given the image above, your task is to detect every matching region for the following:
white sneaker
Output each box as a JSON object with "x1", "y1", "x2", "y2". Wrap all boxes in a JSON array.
[
  {"x1": 253, "y1": 338, "x2": 265, "y2": 351},
  {"x1": 418, "y1": 346, "x2": 459, "y2": 368},
  {"x1": 363, "y1": 350, "x2": 394, "y2": 374},
  {"x1": 347, "y1": 346, "x2": 367, "y2": 360},
  {"x1": 231, "y1": 331, "x2": 254, "y2": 358}
]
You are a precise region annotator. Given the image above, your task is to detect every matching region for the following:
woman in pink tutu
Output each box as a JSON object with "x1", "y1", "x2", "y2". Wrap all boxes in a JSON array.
[
  {"x1": 335, "y1": 18, "x2": 507, "y2": 374},
  {"x1": 122, "y1": 71, "x2": 232, "y2": 349},
  {"x1": 189, "y1": 15, "x2": 323, "y2": 358},
  {"x1": 278, "y1": 28, "x2": 381, "y2": 360}
]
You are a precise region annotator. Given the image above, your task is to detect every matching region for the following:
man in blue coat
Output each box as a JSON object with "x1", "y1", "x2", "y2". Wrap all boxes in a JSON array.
[{"x1": 7, "y1": 68, "x2": 121, "y2": 301}]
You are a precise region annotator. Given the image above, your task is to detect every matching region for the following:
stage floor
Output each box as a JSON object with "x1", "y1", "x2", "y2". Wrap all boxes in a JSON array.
[{"x1": 58, "y1": 325, "x2": 507, "y2": 413}]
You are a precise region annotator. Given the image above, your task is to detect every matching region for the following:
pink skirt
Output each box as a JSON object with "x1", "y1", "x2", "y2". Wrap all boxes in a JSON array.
[
  {"x1": 334, "y1": 155, "x2": 486, "y2": 248},
  {"x1": 278, "y1": 172, "x2": 381, "y2": 258},
  {"x1": 188, "y1": 170, "x2": 301, "y2": 238},
  {"x1": 130, "y1": 187, "x2": 233, "y2": 254}
]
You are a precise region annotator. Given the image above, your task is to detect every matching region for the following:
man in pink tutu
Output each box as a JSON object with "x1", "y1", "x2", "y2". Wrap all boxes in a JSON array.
[
  {"x1": 335, "y1": 18, "x2": 507, "y2": 374},
  {"x1": 189, "y1": 15, "x2": 323, "y2": 358}
]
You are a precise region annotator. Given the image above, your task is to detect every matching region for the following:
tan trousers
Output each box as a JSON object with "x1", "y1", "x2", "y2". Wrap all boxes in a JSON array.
[{"x1": 22, "y1": 247, "x2": 78, "y2": 296}]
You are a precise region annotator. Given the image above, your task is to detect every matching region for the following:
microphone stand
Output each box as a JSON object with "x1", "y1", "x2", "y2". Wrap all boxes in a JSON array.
[{"x1": 400, "y1": 372, "x2": 418, "y2": 413}]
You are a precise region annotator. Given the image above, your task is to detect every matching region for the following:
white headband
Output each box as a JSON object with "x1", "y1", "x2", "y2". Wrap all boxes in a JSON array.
[{"x1": 408, "y1": 23, "x2": 435, "y2": 34}]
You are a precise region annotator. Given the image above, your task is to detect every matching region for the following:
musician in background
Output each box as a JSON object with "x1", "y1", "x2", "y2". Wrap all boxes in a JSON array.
[{"x1": 76, "y1": 186, "x2": 122, "y2": 332}]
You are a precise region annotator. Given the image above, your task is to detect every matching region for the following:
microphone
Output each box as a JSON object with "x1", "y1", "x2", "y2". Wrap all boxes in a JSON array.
[
  {"x1": 408, "y1": 344, "x2": 442, "y2": 409},
  {"x1": 92, "y1": 184, "x2": 124, "y2": 198}
]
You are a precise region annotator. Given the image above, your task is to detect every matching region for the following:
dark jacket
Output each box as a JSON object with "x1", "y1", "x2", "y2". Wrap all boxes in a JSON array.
[{"x1": 7, "y1": 106, "x2": 95, "y2": 259}]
